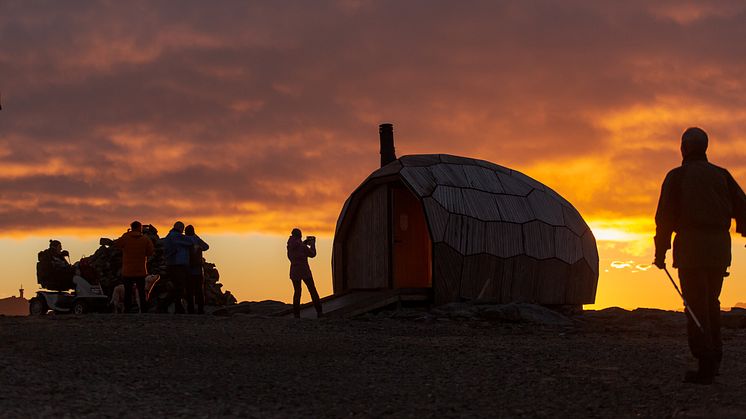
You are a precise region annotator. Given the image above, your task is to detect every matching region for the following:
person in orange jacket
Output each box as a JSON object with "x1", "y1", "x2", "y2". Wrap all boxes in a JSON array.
[{"x1": 112, "y1": 221, "x2": 155, "y2": 313}]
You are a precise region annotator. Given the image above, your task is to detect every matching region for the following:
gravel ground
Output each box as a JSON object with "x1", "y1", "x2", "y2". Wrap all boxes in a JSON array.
[{"x1": 1, "y1": 311, "x2": 745, "y2": 418}]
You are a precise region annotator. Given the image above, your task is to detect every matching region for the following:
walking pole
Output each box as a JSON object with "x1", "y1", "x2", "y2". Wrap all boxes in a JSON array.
[{"x1": 663, "y1": 267, "x2": 705, "y2": 333}]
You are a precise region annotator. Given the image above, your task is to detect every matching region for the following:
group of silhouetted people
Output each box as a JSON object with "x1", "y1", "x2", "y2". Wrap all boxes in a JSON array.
[
  {"x1": 40, "y1": 221, "x2": 323, "y2": 318},
  {"x1": 104, "y1": 220, "x2": 209, "y2": 314}
]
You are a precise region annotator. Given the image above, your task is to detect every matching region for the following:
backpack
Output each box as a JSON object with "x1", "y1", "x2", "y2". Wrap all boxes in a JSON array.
[{"x1": 36, "y1": 251, "x2": 52, "y2": 283}]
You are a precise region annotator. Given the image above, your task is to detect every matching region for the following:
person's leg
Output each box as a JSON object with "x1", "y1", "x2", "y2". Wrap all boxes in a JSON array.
[
  {"x1": 292, "y1": 279, "x2": 302, "y2": 318},
  {"x1": 302, "y1": 275, "x2": 323, "y2": 317},
  {"x1": 154, "y1": 281, "x2": 168, "y2": 313},
  {"x1": 184, "y1": 271, "x2": 195, "y2": 314},
  {"x1": 679, "y1": 268, "x2": 714, "y2": 382},
  {"x1": 172, "y1": 266, "x2": 187, "y2": 314},
  {"x1": 123, "y1": 277, "x2": 134, "y2": 313},
  {"x1": 160, "y1": 268, "x2": 178, "y2": 313},
  {"x1": 169, "y1": 266, "x2": 185, "y2": 314},
  {"x1": 194, "y1": 274, "x2": 205, "y2": 314},
  {"x1": 708, "y1": 269, "x2": 725, "y2": 373},
  {"x1": 135, "y1": 276, "x2": 147, "y2": 313}
]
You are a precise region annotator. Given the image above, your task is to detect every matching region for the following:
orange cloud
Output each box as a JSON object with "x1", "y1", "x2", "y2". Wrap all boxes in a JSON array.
[{"x1": 1, "y1": 0, "x2": 745, "y2": 240}]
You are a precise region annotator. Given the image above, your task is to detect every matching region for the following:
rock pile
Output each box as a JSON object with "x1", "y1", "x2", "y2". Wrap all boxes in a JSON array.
[
  {"x1": 203, "y1": 262, "x2": 237, "y2": 306},
  {"x1": 78, "y1": 224, "x2": 236, "y2": 308}
]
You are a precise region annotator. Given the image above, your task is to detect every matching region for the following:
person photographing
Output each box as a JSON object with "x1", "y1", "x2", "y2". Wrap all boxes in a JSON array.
[{"x1": 286, "y1": 228, "x2": 322, "y2": 318}]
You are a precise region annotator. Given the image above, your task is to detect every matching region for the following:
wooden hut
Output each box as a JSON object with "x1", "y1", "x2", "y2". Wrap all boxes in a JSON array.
[{"x1": 332, "y1": 124, "x2": 598, "y2": 306}]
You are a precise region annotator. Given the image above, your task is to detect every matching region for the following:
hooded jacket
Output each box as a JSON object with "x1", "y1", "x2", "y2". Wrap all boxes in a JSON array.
[
  {"x1": 287, "y1": 236, "x2": 316, "y2": 280},
  {"x1": 655, "y1": 153, "x2": 746, "y2": 268},
  {"x1": 113, "y1": 230, "x2": 155, "y2": 277},
  {"x1": 161, "y1": 229, "x2": 194, "y2": 267},
  {"x1": 185, "y1": 234, "x2": 209, "y2": 275}
]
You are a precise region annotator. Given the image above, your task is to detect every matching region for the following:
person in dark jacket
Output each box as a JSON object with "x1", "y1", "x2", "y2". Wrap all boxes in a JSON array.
[
  {"x1": 287, "y1": 228, "x2": 322, "y2": 318},
  {"x1": 112, "y1": 221, "x2": 155, "y2": 313},
  {"x1": 654, "y1": 127, "x2": 746, "y2": 384},
  {"x1": 37, "y1": 240, "x2": 75, "y2": 290},
  {"x1": 184, "y1": 224, "x2": 209, "y2": 314},
  {"x1": 160, "y1": 221, "x2": 194, "y2": 314},
  {"x1": 44, "y1": 240, "x2": 72, "y2": 270}
]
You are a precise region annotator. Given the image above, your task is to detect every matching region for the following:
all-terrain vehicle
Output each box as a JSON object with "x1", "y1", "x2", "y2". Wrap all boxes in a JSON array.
[{"x1": 29, "y1": 250, "x2": 109, "y2": 315}]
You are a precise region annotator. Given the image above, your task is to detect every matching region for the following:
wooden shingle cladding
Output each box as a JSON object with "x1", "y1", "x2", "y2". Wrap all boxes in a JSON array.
[
  {"x1": 342, "y1": 184, "x2": 390, "y2": 290},
  {"x1": 333, "y1": 154, "x2": 599, "y2": 305}
]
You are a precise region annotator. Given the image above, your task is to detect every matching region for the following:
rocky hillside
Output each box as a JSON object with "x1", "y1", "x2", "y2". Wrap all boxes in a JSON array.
[
  {"x1": 1, "y1": 307, "x2": 746, "y2": 417},
  {"x1": 0, "y1": 296, "x2": 28, "y2": 316}
]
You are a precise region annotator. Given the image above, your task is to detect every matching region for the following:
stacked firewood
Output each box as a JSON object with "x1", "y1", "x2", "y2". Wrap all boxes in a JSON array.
[{"x1": 79, "y1": 224, "x2": 235, "y2": 307}]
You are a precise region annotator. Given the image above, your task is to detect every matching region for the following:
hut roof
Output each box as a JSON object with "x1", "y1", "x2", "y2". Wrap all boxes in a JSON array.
[{"x1": 337, "y1": 154, "x2": 598, "y2": 276}]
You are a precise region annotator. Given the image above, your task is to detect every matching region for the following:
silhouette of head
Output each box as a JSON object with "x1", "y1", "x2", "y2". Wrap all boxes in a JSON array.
[
  {"x1": 681, "y1": 127, "x2": 708, "y2": 158},
  {"x1": 185, "y1": 225, "x2": 195, "y2": 236},
  {"x1": 291, "y1": 228, "x2": 302, "y2": 239},
  {"x1": 130, "y1": 221, "x2": 142, "y2": 232},
  {"x1": 173, "y1": 221, "x2": 185, "y2": 233},
  {"x1": 49, "y1": 239, "x2": 61, "y2": 250}
]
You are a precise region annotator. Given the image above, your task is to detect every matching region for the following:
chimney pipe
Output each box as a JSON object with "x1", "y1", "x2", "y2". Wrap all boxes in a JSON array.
[{"x1": 379, "y1": 123, "x2": 396, "y2": 167}]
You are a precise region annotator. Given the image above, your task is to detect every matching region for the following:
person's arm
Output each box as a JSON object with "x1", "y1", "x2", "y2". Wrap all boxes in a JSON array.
[
  {"x1": 174, "y1": 235, "x2": 194, "y2": 247},
  {"x1": 654, "y1": 170, "x2": 681, "y2": 268},
  {"x1": 727, "y1": 171, "x2": 746, "y2": 236},
  {"x1": 196, "y1": 236, "x2": 209, "y2": 251},
  {"x1": 306, "y1": 242, "x2": 317, "y2": 258}
]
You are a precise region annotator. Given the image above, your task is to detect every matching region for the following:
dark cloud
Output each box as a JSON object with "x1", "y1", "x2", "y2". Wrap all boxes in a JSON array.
[{"x1": 1, "y1": 1, "x2": 746, "y2": 233}]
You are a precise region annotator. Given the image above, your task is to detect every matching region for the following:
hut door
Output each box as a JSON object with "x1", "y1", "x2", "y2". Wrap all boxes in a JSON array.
[{"x1": 392, "y1": 186, "x2": 432, "y2": 288}]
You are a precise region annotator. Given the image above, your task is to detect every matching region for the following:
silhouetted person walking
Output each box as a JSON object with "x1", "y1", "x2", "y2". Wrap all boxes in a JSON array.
[
  {"x1": 184, "y1": 224, "x2": 209, "y2": 314},
  {"x1": 161, "y1": 221, "x2": 193, "y2": 314},
  {"x1": 112, "y1": 221, "x2": 155, "y2": 313},
  {"x1": 287, "y1": 228, "x2": 322, "y2": 318},
  {"x1": 654, "y1": 127, "x2": 746, "y2": 384}
]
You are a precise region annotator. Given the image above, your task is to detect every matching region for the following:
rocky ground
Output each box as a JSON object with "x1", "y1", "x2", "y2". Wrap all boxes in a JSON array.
[{"x1": 1, "y1": 306, "x2": 746, "y2": 418}]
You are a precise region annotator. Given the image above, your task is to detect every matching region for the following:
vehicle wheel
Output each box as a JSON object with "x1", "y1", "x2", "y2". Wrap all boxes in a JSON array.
[
  {"x1": 72, "y1": 301, "x2": 86, "y2": 315},
  {"x1": 29, "y1": 297, "x2": 48, "y2": 316}
]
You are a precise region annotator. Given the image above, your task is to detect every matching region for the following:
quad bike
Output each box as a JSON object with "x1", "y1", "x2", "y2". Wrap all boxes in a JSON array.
[{"x1": 29, "y1": 276, "x2": 109, "y2": 315}]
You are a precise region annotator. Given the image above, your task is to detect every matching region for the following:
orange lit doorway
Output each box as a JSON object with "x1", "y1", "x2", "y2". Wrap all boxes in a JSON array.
[{"x1": 392, "y1": 185, "x2": 432, "y2": 288}]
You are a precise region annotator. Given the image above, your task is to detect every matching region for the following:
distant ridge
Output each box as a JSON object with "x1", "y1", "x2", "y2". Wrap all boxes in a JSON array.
[
  {"x1": 736, "y1": 302, "x2": 746, "y2": 310},
  {"x1": 0, "y1": 296, "x2": 28, "y2": 316}
]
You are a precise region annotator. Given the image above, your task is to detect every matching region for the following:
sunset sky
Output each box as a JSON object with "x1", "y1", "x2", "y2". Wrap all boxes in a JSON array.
[{"x1": 2, "y1": 1, "x2": 746, "y2": 310}]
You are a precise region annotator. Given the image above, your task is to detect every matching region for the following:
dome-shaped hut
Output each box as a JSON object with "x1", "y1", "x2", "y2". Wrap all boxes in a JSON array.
[{"x1": 332, "y1": 125, "x2": 598, "y2": 306}]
